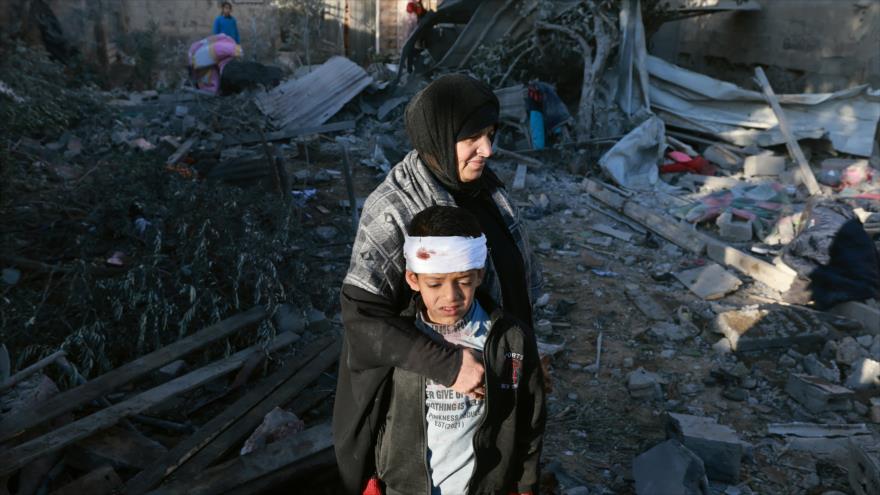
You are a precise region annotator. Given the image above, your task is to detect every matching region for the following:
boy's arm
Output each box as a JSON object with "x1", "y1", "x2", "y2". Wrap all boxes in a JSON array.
[
  {"x1": 341, "y1": 284, "x2": 463, "y2": 386},
  {"x1": 232, "y1": 19, "x2": 240, "y2": 43},
  {"x1": 511, "y1": 329, "x2": 546, "y2": 494},
  {"x1": 212, "y1": 16, "x2": 221, "y2": 35}
]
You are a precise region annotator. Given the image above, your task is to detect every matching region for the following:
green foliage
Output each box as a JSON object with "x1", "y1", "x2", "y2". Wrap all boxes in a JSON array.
[
  {"x1": 1, "y1": 149, "x2": 309, "y2": 380},
  {"x1": 0, "y1": 43, "x2": 100, "y2": 140}
]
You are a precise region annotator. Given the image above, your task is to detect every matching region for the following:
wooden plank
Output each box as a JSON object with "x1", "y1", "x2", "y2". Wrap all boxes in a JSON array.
[
  {"x1": 583, "y1": 179, "x2": 706, "y2": 253},
  {"x1": 831, "y1": 301, "x2": 880, "y2": 335},
  {"x1": 753, "y1": 67, "x2": 821, "y2": 195},
  {"x1": 0, "y1": 350, "x2": 65, "y2": 393},
  {"x1": 226, "y1": 120, "x2": 356, "y2": 146},
  {"x1": 126, "y1": 337, "x2": 337, "y2": 495},
  {"x1": 512, "y1": 163, "x2": 527, "y2": 190},
  {"x1": 224, "y1": 448, "x2": 335, "y2": 495},
  {"x1": 171, "y1": 339, "x2": 341, "y2": 480},
  {"x1": 589, "y1": 223, "x2": 633, "y2": 242},
  {"x1": 166, "y1": 138, "x2": 196, "y2": 166},
  {"x1": 706, "y1": 241, "x2": 795, "y2": 293},
  {"x1": 0, "y1": 330, "x2": 298, "y2": 477},
  {"x1": 146, "y1": 422, "x2": 333, "y2": 495},
  {"x1": 0, "y1": 307, "x2": 266, "y2": 443}
]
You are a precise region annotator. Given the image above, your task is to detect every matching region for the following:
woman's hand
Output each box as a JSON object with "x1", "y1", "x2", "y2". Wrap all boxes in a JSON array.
[{"x1": 450, "y1": 348, "x2": 485, "y2": 399}]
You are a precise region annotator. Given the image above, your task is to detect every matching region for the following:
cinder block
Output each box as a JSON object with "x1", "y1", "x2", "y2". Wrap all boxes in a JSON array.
[
  {"x1": 666, "y1": 413, "x2": 748, "y2": 483},
  {"x1": 785, "y1": 373, "x2": 854, "y2": 413},
  {"x1": 716, "y1": 212, "x2": 753, "y2": 242},
  {"x1": 744, "y1": 153, "x2": 786, "y2": 177}
]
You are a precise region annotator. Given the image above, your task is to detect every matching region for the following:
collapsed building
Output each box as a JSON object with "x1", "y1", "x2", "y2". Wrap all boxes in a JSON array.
[{"x1": 1, "y1": 0, "x2": 879, "y2": 494}]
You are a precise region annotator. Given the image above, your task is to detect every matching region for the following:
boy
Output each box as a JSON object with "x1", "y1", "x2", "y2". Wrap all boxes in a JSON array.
[
  {"x1": 213, "y1": 1, "x2": 240, "y2": 44},
  {"x1": 368, "y1": 205, "x2": 545, "y2": 495}
]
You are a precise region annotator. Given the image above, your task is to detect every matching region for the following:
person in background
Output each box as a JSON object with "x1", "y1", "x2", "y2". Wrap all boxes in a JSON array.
[{"x1": 213, "y1": 1, "x2": 240, "y2": 45}]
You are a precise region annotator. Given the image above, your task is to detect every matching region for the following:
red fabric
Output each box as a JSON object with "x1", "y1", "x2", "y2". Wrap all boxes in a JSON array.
[
  {"x1": 406, "y1": 1, "x2": 426, "y2": 16},
  {"x1": 659, "y1": 155, "x2": 712, "y2": 175},
  {"x1": 362, "y1": 476, "x2": 383, "y2": 495}
]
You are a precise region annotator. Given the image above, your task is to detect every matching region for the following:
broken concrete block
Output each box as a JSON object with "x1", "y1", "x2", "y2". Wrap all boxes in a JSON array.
[
  {"x1": 845, "y1": 358, "x2": 880, "y2": 390},
  {"x1": 785, "y1": 374, "x2": 854, "y2": 413},
  {"x1": 802, "y1": 354, "x2": 841, "y2": 383},
  {"x1": 716, "y1": 212, "x2": 753, "y2": 242},
  {"x1": 633, "y1": 439, "x2": 710, "y2": 495},
  {"x1": 838, "y1": 336, "x2": 869, "y2": 366},
  {"x1": 625, "y1": 288, "x2": 668, "y2": 321},
  {"x1": 666, "y1": 413, "x2": 747, "y2": 483},
  {"x1": 240, "y1": 407, "x2": 305, "y2": 455},
  {"x1": 648, "y1": 322, "x2": 692, "y2": 342},
  {"x1": 273, "y1": 303, "x2": 305, "y2": 334},
  {"x1": 675, "y1": 262, "x2": 742, "y2": 300},
  {"x1": 768, "y1": 423, "x2": 873, "y2": 458},
  {"x1": 627, "y1": 367, "x2": 662, "y2": 400},
  {"x1": 870, "y1": 397, "x2": 880, "y2": 423},
  {"x1": 712, "y1": 308, "x2": 830, "y2": 353},
  {"x1": 846, "y1": 440, "x2": 880, "y2": 495},
  {"x1": 743, "y1": 153, "x2": 786, "y2": 177},
  {"x1": 703, "y1": 144, "x2": 742, "y2": 170}
]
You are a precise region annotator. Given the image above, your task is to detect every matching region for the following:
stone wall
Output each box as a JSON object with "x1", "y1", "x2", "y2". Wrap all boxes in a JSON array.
[{"x1": 650, "y1": 0, "x2": 880, "y2": 92}]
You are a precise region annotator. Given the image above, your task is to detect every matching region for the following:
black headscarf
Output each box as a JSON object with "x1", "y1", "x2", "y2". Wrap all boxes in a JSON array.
[{"x1": 405, "y1": 74, "x2": 501, "y2": 194}]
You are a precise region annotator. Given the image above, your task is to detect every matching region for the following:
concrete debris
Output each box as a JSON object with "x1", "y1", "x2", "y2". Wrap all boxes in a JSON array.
[
  {"x1": 845, "y1": 358, "x2": 880, "y2": 390},
  {"x1": 632, "y1": 439, "x2": 710, "y2": 495},
  {"x1": 743, "y1": 153, "x2": 786, "y2": 177},
  {"x1": 666, "y1": 413, "x2": 748, "y2": 483},
  {"x1": 802, "y1": 354, "x2": 841, "y2": 383},
  {"x1": 648, "y1": 322, "x2": 693, "y2": 342},
  {"x1": 846, "y1": 441, "x2": 880, "y2": 495},
  {"x1": 240, "y1": 407, "x2": 305, "y2": 456},
  {"x1": 627, "y1": 367, "x2": 663, "y2": 400},
  {"x1": 712, "y1": 307, "x2": 830, "y2": 353},
  {"x1": 837, "y1": 337, "x2": 869, "y2": 366},
  {"x1": 675, "y1": 263, "x2": 742, "y2": 300},
  {"x1": 715, "y1": 212, "x2": 753, "y2": 242},
  {"x1": 785, "y1": 374, "x2": 854, "y2": 413},
  {"x1": 273, "y1": 303, "x2": 305, "y2": 334}
]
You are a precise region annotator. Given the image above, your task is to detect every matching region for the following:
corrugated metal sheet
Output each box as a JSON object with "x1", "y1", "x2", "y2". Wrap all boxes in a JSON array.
[{"x1": 255, "y1": 56, "x2": 372, "y2": 130}]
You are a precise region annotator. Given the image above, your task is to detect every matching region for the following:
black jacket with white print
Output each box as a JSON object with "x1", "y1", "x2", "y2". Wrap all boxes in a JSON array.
[{"x1": 375, "y1": 291, "x2": 546, "y2": 495}]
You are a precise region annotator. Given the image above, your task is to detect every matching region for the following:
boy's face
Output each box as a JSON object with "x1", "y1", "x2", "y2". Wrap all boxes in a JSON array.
[
  {"x1": 222, "y1": 4, "x2": 232, "y2": 16},
  {"x1": 405, "y1": 269, "x2": 484, "y2": 325}
]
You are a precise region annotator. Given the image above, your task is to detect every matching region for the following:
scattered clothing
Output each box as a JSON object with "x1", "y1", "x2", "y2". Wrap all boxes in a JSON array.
[{"x1": 783, "y1": 200, "x2": 880, "y2": 309}]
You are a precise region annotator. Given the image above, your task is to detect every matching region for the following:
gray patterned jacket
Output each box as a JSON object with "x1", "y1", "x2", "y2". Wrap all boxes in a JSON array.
[{"x1": 343, "y1": 150, "x2": 542, "y2": 314}]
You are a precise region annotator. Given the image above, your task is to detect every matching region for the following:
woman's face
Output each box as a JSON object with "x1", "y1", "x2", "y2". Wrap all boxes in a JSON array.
[{"x1": 455, "y1": 126, "x2": 495, "y2": 183}]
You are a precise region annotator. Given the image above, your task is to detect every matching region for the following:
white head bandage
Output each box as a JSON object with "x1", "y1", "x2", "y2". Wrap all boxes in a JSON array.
[{"x1": 403, "y1": 234, "x2": 487, "y2": 274}]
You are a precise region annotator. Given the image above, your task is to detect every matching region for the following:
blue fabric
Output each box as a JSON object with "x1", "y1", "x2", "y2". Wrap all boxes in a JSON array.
[
  {"x1": 529, "y1": 110, "x2": 545, "y2": 150},
  {"x1": 213, "y1": 15, "x2": 240, "y2": 44}
]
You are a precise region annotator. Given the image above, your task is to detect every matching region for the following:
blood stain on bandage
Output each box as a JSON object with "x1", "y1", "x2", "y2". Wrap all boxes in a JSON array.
[{"x1": 416, "y1": 248, "x2": 432, "y2": 260}]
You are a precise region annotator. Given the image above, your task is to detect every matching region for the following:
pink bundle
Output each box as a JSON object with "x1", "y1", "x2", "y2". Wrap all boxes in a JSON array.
[{"x1": 188, "y1": 34, "x2": 242, "y2": 94}]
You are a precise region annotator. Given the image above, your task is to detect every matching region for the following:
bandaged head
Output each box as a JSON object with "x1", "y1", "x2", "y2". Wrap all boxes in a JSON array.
[{"x1": 403, "y1": 234, "x2": 487, "y2": 274}]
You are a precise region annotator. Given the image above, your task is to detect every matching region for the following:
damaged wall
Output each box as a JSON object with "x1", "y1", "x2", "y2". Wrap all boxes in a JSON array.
[{"x1": 650, "y1": 0, "x2": 880, "y2": 93}]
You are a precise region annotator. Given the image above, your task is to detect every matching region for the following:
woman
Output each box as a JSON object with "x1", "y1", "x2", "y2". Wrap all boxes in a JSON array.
[{"x1": 333, "y1": 74, "x2": 543, "y2": 494}]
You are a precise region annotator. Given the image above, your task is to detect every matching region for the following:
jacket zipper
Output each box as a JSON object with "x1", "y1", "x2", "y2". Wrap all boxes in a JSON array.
[
  {"x1": 422, "y1": 374, "x2": 432, "y2": 495},
  {"x1": 467, "y1": 330, "x2": 496, "y2": 494}
]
